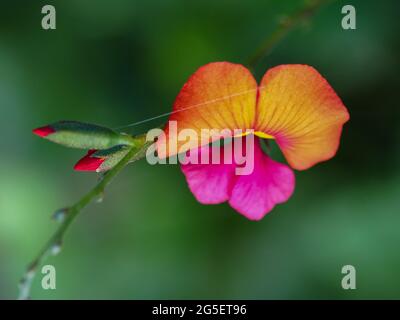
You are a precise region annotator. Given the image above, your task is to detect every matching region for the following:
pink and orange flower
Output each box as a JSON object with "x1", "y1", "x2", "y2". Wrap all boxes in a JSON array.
[
  {"x1": 32, "y1": 62, "x2": 349, "y2": 221},
  {"x1": 157, "y1": 62, "x2": 349, "y2": 220}
]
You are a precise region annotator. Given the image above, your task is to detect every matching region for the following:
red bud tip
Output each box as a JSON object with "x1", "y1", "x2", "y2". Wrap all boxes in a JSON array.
[
  {"x1": 32, "y1": 126, "x2": 55, "y2": 137},
  {"x1": 74, "y1": 150, "x2": 105, "y2": 171},
  {"x1": 87, "y1": 149, "x2": 97, "y2": 156}
]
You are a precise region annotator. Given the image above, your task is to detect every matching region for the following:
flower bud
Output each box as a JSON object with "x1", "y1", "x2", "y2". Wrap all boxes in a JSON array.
[
  {"x1": 33, "y1": 121, "x2": 134, "y2": 150},
  {"x1": 74, "y1": 145, "x2": 131, "y2": 172}
]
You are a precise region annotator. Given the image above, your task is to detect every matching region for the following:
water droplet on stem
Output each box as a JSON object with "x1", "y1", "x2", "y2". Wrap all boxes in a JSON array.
[
  {"x1": 52, "y1": 208, "x2": 69, "y2": 222},
  {"x1": 50, "y1": 242, "x2": 62, "y2": 256},
  {"x1": 96, "y1": 192, "x2": 105, "y2": 203}
]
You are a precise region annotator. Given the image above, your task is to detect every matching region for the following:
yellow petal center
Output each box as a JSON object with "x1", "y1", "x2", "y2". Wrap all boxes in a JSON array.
[{"x1": 254, "y1": 131, "x2": 275, "y2": 139}]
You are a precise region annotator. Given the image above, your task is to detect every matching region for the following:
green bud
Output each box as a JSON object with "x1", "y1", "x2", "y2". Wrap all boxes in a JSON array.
[{"x1": 32, "y1": 121, "x2": 134, "y2": 150}]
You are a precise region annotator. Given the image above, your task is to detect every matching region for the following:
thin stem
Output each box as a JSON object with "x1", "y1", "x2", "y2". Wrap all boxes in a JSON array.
[
  {"x1": 246, "y1": 0, "x2": 331, "y2": 69},
  {"x1": 18, "y1": 139, "x2": 148, "y2": 299}
]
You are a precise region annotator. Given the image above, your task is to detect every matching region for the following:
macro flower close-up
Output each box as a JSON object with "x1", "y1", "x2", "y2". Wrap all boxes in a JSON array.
[
  {"x1": 157, "y1": 62, "x2": 349, "y2": 220},
  {"x1": 0, "y1": 0, "x2": 398, "y2": 304}
]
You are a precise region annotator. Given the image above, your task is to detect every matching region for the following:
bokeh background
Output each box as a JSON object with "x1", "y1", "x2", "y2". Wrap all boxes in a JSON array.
[{"x1": 0, "y1": 0, "x2": 399, "y2": 299}]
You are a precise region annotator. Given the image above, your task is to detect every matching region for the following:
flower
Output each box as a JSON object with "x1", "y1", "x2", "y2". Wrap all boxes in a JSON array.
[{"x1": 157, "y1": 62, "x2": 349, "y2": 220}]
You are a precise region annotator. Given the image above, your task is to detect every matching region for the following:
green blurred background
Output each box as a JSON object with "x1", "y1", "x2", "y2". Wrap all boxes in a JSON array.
[{"x1": 0, "y1": 0, "x2": 399, "y2": 299}]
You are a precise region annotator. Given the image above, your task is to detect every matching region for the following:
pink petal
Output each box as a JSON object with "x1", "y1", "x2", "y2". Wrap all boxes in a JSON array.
[
  {"x1": 181, "y1": 138, "x2": 295, "y2": 220},
  {"x1": 229, "y1": 142, "x2": 295, "y2": 220},
  {"x1": 181, "y1": 145, "x2": 236, "y2": 204}
]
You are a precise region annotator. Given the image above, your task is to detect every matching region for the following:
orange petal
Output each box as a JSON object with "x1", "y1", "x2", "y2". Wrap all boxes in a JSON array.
[
  {"x1": 255, "y1": 65, "x2": 349, "y2": 170},
  {"x1": 157, "y1": 62, "x2": 257, "y2": 158}
]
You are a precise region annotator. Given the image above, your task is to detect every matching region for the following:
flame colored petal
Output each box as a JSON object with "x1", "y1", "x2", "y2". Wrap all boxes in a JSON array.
[
  {"x1": 32, "y1": 126, "x2": 55, "y2": 137},
  {"x1": 74, "y1": 150, "x2": 104, "y2": 171},
  {"x1": 157, "y1": 62, "x2": 258, "y2": 158},
  {"x1": 255, "y1": 65, "x2": 350, "y2": 170},
  {"x1": 181, "y1": 138, "x2": 295, "y2": 220}
]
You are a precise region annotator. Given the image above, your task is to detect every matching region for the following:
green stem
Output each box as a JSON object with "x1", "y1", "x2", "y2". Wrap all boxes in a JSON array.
[
  {"x1": 246, "y1": 0, "x2": 330, "y2": 69},
  {"x1": 18, "y1": 139, "x2": 148, "y2": 299}
]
